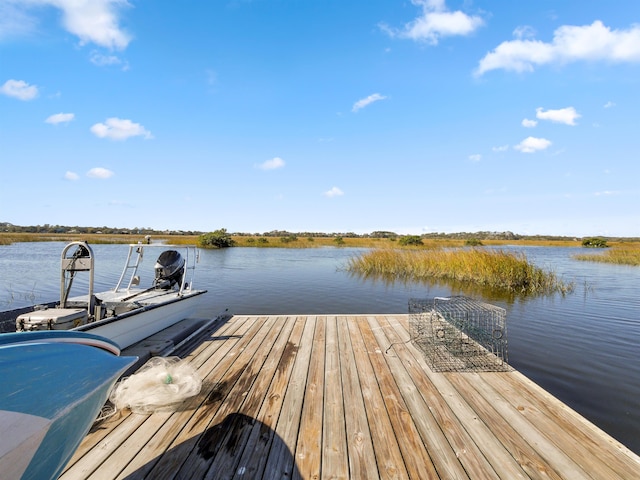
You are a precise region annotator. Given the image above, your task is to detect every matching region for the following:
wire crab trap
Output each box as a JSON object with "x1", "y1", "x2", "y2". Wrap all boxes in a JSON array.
[{"x1": 408, "y1": 296, "x2": 510, "y2": 372}]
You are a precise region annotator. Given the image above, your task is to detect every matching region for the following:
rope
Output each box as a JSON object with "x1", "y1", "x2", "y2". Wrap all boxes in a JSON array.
[{"x1": 384, "y1": 335, "x2": 419, "y2": 355}]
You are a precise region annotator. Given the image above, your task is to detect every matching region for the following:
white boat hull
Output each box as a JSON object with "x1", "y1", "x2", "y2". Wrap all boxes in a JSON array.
[{"x1": 75, "y1": 290, "x2": 206, "y2": 349}]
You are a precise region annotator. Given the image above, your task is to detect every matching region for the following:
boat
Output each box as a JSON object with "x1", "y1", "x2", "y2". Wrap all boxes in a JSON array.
[
  {"x1": 14, "y1": 241, "x2": 207, "y2": 349},
  {"x1": 0, "y1": 330, "x2": 137, "y2": 480}
]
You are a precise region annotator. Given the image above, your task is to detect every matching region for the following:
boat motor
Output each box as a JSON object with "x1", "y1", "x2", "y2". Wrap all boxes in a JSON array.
[{"x1": 153, "y1": 250, "x2": 185, "y2": 290}]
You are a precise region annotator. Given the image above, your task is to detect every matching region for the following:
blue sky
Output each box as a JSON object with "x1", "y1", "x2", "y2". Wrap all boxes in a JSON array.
[{"x1": 1, "y1": 0, "x2": 639, "y2": 236}]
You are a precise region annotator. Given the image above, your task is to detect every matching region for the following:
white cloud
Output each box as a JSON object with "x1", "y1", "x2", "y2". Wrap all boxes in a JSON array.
[
  {"x1": 323, "y1": 186, "x2": 344, "y2": 198},
  {"x1": 514, "y1": 136, "x2": 552, "y2": 153},
  {"x1": 45, "y1": 112, "x2": 74, "y2": 124},
  {"x1": 595, "y1": 190, "x2": 619, "y2": 196},
  {"x1": 492, "y1": 145, "x2": 509, "y2": 152},
  {"x1": 604, "y1": 101, "x2": 616, "y2": 109},
  {"x1": 513, "y1": 25, "x2": 536, "y2": 40},
  {"x1": 352, "y1": 93, "x2": 387, "y2": 112},
  {"x1": 468, "y1": 154, "x2": 481, "y2": 162},
  {"x1": 0, "y1": 79, "x2": 38, "y2": 100},
  {"x1": 257, "y1": 157, "x2": 285, "y2": 170},
  {"x1": 381, "y1": 0, "x2": 484, "y2": 45},
  {"x1": 522, "y1": 118, "x2": 537, "y2": 128},
  {"x1": 476, "y1": 21, "x2": 640, "y2": 76},
  {"x1": 536, "y1": 107, "x2": 580, "y2": 125},
  {"x1": 0, "y1": 2, "x2": 38, "y2": 39},
  {"x1": 90, "y1": 51, "x2": 128, "y2": 69},
  {"x1": 21, "y1": 0, "x2": 132, "y2": 50},
  {"x1": 90, "y1": 117, "x2": 152, "y2": 140},
  {"x1": 86, "y1": 167, "x2": 114, "y2": 179},
  {"x1": 64, "y1": 171, "x2": 79, "y2": 180}
]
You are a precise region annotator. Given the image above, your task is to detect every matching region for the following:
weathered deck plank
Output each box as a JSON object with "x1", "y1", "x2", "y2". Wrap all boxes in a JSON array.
[
  {"x1": 321, "y1": 316, "x2": 349, "y2": 480},
  {"x1": 336, "y1": 316, "x2": 378, "y2": 479},
  {"x1": 294, "y1": 315, "x2": 326, "y2": 480},
  {"x1": 347, "y1": 315, "x2": 410, "y2": 479},
  {"x1": 63, "y1": 315, "x2": 640, "y2": 480}
]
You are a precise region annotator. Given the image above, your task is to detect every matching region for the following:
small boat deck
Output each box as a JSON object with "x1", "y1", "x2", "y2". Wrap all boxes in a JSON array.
[{"x1": 61, "y1": 314, "x2": 640, "y2": 479}]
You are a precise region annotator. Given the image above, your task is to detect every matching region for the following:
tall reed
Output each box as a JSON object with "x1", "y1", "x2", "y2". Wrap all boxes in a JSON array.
[
  {"x1": 573, "y1": 247, "x2": 640, "y2": 266},
  {"x1": 346, "y1": 248, "x2": 573, "y2": 295}
]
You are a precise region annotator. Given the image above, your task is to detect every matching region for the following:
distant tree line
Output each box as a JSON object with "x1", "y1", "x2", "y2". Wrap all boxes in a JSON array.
[
  {"x1": 2, "y1": 222, "x2": 638, "y2": 243},
  {"x1": 0, "y1": 222, "x2": 200, "y2": 236}
]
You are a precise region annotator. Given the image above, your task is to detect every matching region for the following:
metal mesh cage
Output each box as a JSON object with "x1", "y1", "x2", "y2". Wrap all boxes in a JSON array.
[{"x1": 408, "y1": 296, "x2": 509, "y2": 372}]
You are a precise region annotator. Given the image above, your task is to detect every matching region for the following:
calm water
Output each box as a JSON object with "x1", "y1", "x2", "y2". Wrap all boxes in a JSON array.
[{"x1": 1, "y1": 242, "x2": 639, "y2": 455}]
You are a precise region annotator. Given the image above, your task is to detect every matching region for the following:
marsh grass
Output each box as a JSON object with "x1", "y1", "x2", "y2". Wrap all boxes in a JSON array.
[
  {"x1": 346, "y1": 248, "x2": 573, "y2": 295},
  {"x1": 0, "y1": 233, "x2": 200, "y2": 245},
  {"x1": 573, "y1": 246, "x2": 640, "y2": 266},
  {"x1": 0, "y1": 233, "x2": 456, "y2": 248},
  {"x1": 2, "y1": 232, "x2": 636, "y2": 252},
  {"x1": 229, "y1": 236, "x2": 462, "y2": 248}
]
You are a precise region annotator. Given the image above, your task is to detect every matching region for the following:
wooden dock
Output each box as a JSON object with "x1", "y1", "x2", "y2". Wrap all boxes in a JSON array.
[{"x1": 61, "y1": 315, "x2": 640, "y2": 479}]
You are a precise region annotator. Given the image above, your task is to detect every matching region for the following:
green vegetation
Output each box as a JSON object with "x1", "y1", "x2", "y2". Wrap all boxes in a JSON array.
[
  {"x1": 280, "y1": 235, "x2": 298, "y2": 243},
  {"x1": 229, "y1": 235, "x2": 400, "y2": 249},
  {"x1": 0, "y1": 221, "x2": 199, "y2": 237},
  {"x1": 369, "y1": 231, "x2": 397, "y2": 239},
  {"x1": 398, "y1": 235, "x2": 423, "y2": 246},
  {"x1": 198, "y1": 229, "x2": 236, "y2": 249},
  {"x1": 465, "y1": 238, "x2": 484, "y2": 246},
  {"x1": 582, "y1": 237, "x2": 608, "y2": 248},
  {"x1": 346, "y1": 248, "x2": 573, "y2": 295},
  {"x1": 574, "y1": 246, "x2": 640, "y2": 266}
]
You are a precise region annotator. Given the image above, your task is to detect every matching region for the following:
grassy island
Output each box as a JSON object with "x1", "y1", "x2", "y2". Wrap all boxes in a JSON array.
[
  {"x1": 574, "y1": 247, "x2": 640, "y2": 266},
  {"x1": 346, "y1": 248, "x2": 573, "y2": 295}
]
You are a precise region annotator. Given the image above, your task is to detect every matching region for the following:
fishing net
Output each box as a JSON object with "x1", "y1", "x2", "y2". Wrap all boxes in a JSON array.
[{"x1": 110, "y1": 356, "x2": 202, "y2": 414}]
